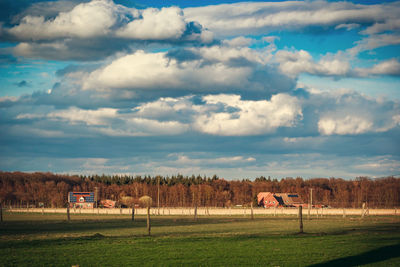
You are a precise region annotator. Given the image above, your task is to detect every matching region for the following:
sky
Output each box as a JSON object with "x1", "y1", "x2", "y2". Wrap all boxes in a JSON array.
[{"x1": 0, "y1": 0, "x2": 399, "y2": 179}]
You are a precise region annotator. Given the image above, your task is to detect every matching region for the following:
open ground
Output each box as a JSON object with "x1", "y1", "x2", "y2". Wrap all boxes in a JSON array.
[{"x1": 1, "y1": 211, "x2": 399, "y2": 266}]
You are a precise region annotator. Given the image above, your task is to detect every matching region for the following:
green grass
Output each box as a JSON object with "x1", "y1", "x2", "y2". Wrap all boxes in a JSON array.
[{"x1": 1, "y1": 212, "x2": 399, "y2": 266}]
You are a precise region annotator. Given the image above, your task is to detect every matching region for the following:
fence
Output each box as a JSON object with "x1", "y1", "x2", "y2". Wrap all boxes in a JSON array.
[{"x1": 5, "y1": 207, "x2": 399, "y2": 216}]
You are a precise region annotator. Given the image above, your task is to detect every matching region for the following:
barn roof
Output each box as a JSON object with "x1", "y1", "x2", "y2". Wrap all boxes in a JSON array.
[
  {"x1": 274, "y1": 193, "x2": 303, "y2": 205},
  {"x1": 257, "y1": 192, "x2": 304, "y2": 206},
  {"x1": 257, "y1": 192, "x2": 272, "y2": 204}
]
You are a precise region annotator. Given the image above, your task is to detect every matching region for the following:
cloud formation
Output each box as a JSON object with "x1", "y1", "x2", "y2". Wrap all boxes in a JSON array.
[
  {"x1": 276, "y1": 50, "x2": 350, "y2": 77},
  {"x1": 1, "y1": 0, "x2": 400, "y2": 178},
  {"x1": 184, "y1": 1, "x2": 400, "y2": 36},
  {"x1": 194, "y1": 94, "x2": 302, "y2": 136},
  {"x1": 2, "y1": 0, "x2": 212, "y2": 60},
  {"x1": 311, "y1": 90, "x2": 400, "y2": 135},
  {"x1": 77, "y1": 47, "x2": 295, "y2": 100},
  {"x1": 7, "y1": 0, "x2": 209, "y2": 42},
  {"x1": 276, "y1": 49, "x2": 400, "y2": 78}
]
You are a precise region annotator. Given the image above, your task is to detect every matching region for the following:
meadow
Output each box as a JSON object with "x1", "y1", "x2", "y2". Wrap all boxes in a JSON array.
[{"x1": 0, "y1": 212, "x2": 399, "y2": 266}]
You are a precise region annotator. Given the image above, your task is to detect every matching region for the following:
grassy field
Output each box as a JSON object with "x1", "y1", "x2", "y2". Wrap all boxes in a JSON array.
[{"x1": 1, "y1": 212, "x2": 399, "y2": 266}]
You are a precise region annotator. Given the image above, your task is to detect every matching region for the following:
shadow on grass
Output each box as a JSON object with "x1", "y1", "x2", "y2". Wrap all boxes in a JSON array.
[
  {"x1": 2, "y1": 220, "x2": 400, "y2": 254},
  {"x1": 309, "y1": 243, "x2": 400, "y2": 266},
  {"x1": 0, "y1": 215, "x2": 266, "y2": 237},
  {"x1": 1, "y1": 215, "x2": 399, "y2": 248},
  {"x1": 0, "y1": 218, "x2": 146, "y2": 236}
]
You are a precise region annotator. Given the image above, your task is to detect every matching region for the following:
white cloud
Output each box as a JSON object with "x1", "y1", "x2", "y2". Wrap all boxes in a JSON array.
[
  {"x1": 9, "y1": 0, "x2": 126, "y2": 40},
  {"x1": 184, "y1": 1, "x2": 400, "y2": 36},
  {"x1": 361, "y1": 19, "x2": 400, "y2": 35},
  {"x1": 81, "y1": 48, "x2": 277, "y2": 95},
  {"x1": 314, "y1": 90, "x2": 400, "y2": 135},
  {"x1": 174, "y1": 155, "x2": 256, "y2": 166},
  {"x1": 335, "y1": 23, "x2": 360, "y2": 31},
  {"x1": 352, "y1": 156, "x2": 400, "y2": 175},
  {"x1": 194, "y1": 93, "x2": 302, "y2": 136},
  {"x1": 83, "y1": 51, "x2": 183, "y2": 90},
  {"x1": 355, "y1": 59, "x2": 400, "y2": 77},
  {"x1": 98, "y1": 118, "x2": 189, "y2": 137},
  {"x1": 222, "y1": 36, "x2": 253, "y2": 47},
  {"x1": 16, "y1": 106, "x2": 189, "y2": 137},
  {"x1": 276, "y1": 49, "x2": 400, "y2": 78},
  {"x1": 48, "y1": 107, "x2": 117, "y2": 126},
  {"x1": 196, "y1": 45, "x2": 269, "y2": 64},
  {"x1": 133, "y1": 96, "x2": 197, "y2": 121},
  {"x1": 6, "y1": 0, "x2": 211, "y2": 49},
  {"x1": 13, "y1": 92, "x2": 304, "y2": 137},
  {"x1": 116, "y1": 7, "x2": 186, "y2": 40},
  {"x1": 275, "y1": 49, "x2": 350, "y2": 77},
  {"x1": 318, "y1": 116, "x2": 373, "y2": 135},
  {"x1": 348, "y1": 34, "x2": 400, "y2": 56}
]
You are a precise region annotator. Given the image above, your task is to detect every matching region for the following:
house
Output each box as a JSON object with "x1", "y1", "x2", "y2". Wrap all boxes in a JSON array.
[
  {"x1": 68, "y1": 192, "x2": 96, "y2": 208},
  {"x1": 100, "y1": 199, "x2": 116, "y2": 208},
  {"x1": 257, "y1": 192, "x2": 305, "y2": 208}
]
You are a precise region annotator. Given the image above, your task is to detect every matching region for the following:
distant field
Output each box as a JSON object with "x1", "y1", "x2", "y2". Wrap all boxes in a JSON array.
[{"x1": 1, "y1": 212, "x2": 399, "y2": 266}]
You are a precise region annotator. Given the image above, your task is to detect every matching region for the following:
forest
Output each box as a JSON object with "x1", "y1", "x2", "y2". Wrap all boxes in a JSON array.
[{"x1": 0, "y1": 171, "x2": 399, "y2": 208}]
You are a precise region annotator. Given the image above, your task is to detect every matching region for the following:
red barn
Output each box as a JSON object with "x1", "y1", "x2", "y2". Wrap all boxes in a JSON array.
[{"x1": 257, "y1": 192, "x2": 305, "y2": 208}]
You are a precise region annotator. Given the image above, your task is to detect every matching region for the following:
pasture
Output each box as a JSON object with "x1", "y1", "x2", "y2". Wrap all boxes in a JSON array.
[{"x1": 1, "y1": 211, "x2": 399, "y2": 266}]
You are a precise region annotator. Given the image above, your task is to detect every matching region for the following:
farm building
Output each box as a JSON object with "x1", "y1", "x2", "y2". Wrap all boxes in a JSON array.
[
  {"x1": 257, "y1": 192, "x2": 305, "y2": 208},
  {"x1": 100, "y1": 199, "x2": 116, "y2": 208},
  {"x1": 68, "y1": 192, "x2": 96, "y2": 208}
]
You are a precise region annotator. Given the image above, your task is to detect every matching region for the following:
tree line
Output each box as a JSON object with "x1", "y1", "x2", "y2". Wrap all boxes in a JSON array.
[{"x1": 0, "y1": 171, "x2": 399, "y2": 208}]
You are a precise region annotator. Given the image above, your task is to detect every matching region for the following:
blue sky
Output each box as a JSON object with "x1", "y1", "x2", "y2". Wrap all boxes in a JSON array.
[{"x1": 0, "y1": 0, "x2": 399, "y2": 179}]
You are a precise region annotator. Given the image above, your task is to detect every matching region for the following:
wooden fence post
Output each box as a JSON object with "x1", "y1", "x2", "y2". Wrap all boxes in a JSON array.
[
  {"x1": 299, "y1": 206, "x2": 303, "y2": 233},
  {"x1": 251, "y1": 202, "x2": 254, "y2": 220},
  {"x1": 132, "y1": 207, "x2": 135, "y2": 221},
  {"x1": 361, "y1": 202, "x2": 365, "y2": 218},
  {"x1": 147, "y1": 207, "x2": 151, "y2": 236},
  {"x1": 194, "y1": 205, "x2": 198, "y2": 221},
  {"x1": 0, "y1": 203, "x2": 3, "y2": 222},
  {"x1": 67, "y1": 205, "x2": 70, "y2": 222}
]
